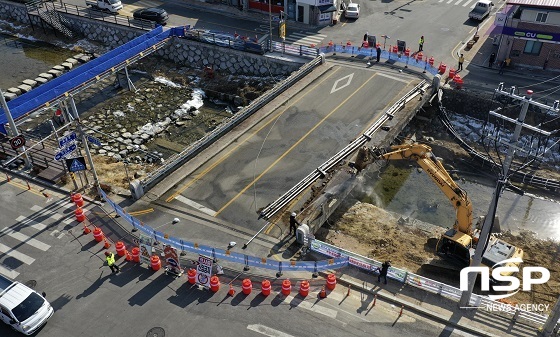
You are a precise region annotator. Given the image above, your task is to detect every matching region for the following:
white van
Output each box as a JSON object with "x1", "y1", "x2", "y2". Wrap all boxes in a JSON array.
[{"x1": 0, "y1": 275, "x2": 54, "y2": 335}]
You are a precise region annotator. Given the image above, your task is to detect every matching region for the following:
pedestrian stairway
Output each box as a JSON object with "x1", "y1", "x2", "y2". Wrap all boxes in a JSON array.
[
  {"x1": 26, "y1": 0, "x2": 74, "y2": 38},
  {"x1": 0, "y1": 201, "x2": 92, "y2": 279},
  {"x1": 284, "y1": 32, "x2": 327, "y2": 47}
]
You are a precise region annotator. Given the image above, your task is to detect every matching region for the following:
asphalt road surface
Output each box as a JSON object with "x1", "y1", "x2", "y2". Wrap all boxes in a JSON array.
[
  {"x1": 0, "y1": 180, "x2": 475, "y2": 337},
  {"x1": 160, "y1": 63, "x2": 421, "y2": 233}
]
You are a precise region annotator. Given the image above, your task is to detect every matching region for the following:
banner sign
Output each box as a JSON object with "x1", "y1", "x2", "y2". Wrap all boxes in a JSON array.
[
  {"x1": 138, "y1": 234, "x2": 153, "y2": 266},
  {"x1": 501, "y1": 26, "x2": 560, "y2": 42}
]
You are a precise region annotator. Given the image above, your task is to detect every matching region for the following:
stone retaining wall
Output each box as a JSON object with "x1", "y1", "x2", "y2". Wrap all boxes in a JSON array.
[{"x1": 0, "y1": 0, "x2": 301, "y2": 76}]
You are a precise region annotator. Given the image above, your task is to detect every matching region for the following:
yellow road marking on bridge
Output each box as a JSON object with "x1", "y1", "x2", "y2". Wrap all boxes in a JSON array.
[
  {"x1": 165, "y1": 67, "x2": 340, "y2": 203},
  {"x1": 215, "y1": 72, "x2": 378, "y2": 216}
]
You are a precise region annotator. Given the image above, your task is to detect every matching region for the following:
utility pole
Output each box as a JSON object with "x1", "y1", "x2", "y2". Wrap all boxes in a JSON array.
[
  {"x1": 68, "y1": 96, "x2": 100, "y2": 194},
  {"x1": 459, "y1": 84, "x2": 555, "y2": 308},
  {"x1": 0, "y1": 88, "x2": 32, "y2": 168},
  {"x1": 542, "y1": 295, "x2": 560, "y2": 336}
]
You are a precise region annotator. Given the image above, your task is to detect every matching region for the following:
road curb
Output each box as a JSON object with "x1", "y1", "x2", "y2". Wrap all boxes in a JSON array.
[{"x1": 318, "y1": 271, "x2": 502, "y2": 337}]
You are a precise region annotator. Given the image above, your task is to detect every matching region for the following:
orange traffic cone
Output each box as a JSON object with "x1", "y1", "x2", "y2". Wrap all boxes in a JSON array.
[
  {"x1": 125, "y1": 250, "x2": 132, "y2": 261},
  {"x1": 83, "y1": 224, "x2": 91, "y2": 235},
  {"x1": 228, "y1": 284, "x2": 235, "y2": 296},
  {"x1": 104, "y1": 238, "x2": 111, "y2": 249},
  {"x1": 319, "y1": 286, "x2": 327, "y2": 298}
]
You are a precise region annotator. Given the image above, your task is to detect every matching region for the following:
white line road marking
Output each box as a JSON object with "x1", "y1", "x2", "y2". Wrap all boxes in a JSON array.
[
  {"x1": 331, "y1": 73, "x2": 354, "y2": 93},
  {"x1": 0, "y1": 242, "x2": 35, "y2": 264},
  {"x1": 15, "y1": 216, "x2": 46, "y2": 231},
  {"x1": 0, "y1": 265, "x2": 19, "y2": 279},
  {"x1": 462, "y1": 0, "x2": 474, "y2": 6},
  {"x1": 455, "y1": 0, "x2": 463, "y2": 5},
  {"x1": 51, "y1": 213, "x2": 63, "y2": 221},
  {"x1": 447, "y1": 0, "x2": 454, "y2": 3},
  {"x1": 377, "y1": 72, "x2": 411, "y2": 83},
  {"x1": 175, "y1": 195, "x2": 217, "y2": 216},
  {"x1": 285, "y1": 295, "x2": 338, "y2": 318},
  {"x1": 247, "y1": 324, "x2": 295, "y2": 337},
  {"x1": 0, "y1": 227, "x2": 51, "y2": 251}
]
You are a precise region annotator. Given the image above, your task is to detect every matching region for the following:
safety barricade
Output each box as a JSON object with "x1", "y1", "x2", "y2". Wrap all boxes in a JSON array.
[
  {"x1": 151, "y1": 255, "x2": 161, "y2": 271},
  {"x1": 187, "y1": 268, "x2": 197, "y2": 284},
  {"x1": 261, "y1": 279, "x2": 271, "y2": 296},
  {"x1": 281, "y1": 279, "x2": 291, "y2": 295},
  {"x1": 210, "y1": 276, "x2": 220, "y2": 292},
  {"x1": 75, "y1": 207, "x2": 85, "y2": 223},
  {"x1": 326, "y1": 274, "x2": 337, "y2": 290},
  {"x1": 131, "y1": 247, "x2": 140, "y2": 263},
  {"x1": 299, "y1": 280, "x2": 309, "y2": 297},
  {"x1": 242, "y1": 279, "x2": 252, "y2": 295},
  {"x1": 72, "y1": 193, "x2": 84, "y2": 207},
  {"x1": 116, "y1": 241, "x2": 126, "y2": 256},
  {"x1": 93, "y1": 227, "x2": 104, "y2": 242}
]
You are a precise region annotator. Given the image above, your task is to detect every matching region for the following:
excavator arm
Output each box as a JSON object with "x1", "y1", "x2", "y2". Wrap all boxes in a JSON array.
[{"x1": 371, "y1": 143, "x2": 473, "y2": 235}]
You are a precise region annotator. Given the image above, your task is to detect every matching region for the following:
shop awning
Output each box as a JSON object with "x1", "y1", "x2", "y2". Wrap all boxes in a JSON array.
[{"x1": 318, "y1": 4, "x2": 337, "y2": 13}]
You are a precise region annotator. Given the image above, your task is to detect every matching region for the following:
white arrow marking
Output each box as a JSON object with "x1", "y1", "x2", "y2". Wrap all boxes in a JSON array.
[
  {"x1": 247, "y1": 324, "x2": 295, "y2": 337},
  {"x1": 331, "y1": 73, "x2": 354, "y2": 93}
]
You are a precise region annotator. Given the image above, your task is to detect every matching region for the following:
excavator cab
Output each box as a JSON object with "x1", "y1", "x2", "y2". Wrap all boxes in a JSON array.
[{"x1": 437, "y1": 229, "x2": 472, "y2": 267}]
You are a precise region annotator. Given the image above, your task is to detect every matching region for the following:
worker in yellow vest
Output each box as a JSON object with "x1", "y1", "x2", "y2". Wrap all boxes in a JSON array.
[{"x1": 105, "y1": 251, "x2": 120, "y2": 273}]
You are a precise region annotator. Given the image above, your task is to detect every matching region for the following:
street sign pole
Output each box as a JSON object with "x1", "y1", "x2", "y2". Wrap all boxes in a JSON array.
[
  {"x1": 68, "y1": 96, "x2": 100, "y2": 192},
  {"x1": 0, "y1": 88, "x2": 31, "y2": 168}
]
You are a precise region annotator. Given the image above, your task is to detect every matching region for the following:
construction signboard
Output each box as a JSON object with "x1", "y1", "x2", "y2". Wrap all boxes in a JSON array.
[{"x1": 196, "y1": 255, "x2": 213, "y2": 288}]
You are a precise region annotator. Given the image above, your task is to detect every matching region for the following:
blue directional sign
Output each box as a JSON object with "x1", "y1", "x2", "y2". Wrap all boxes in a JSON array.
[
  {"x1": 54, "y1": 143, "x2": 76, "y2": 161},
  {"x1": 87, "y1": 135, "x2": 101, "y2": 147},
  {"x1": 66, "y1": 157, "x2": 87, "y2": 172},
  {"x1": 58, "y1": 132, "x2": 77, "y2": 148}
]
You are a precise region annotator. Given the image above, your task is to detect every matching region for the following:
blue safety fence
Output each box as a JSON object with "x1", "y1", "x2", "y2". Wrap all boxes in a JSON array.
[
  {"x1": 318, "y1": 45, "x2": 439, "y2": 76},
  {"x1": 99, "y1": 187, "x2": 349, "y2": 273},
  {"x1": 0, "y1": 26, "x2": 171, "y2": 134}
]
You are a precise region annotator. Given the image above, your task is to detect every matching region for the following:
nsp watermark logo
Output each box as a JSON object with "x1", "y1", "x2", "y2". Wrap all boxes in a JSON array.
[{"x1": 460, "y1": 257, "x2": 550, "y2": 306}]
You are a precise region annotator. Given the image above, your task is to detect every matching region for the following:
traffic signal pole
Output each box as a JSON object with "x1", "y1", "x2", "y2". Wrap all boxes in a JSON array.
[{"x1": 0, "y1": 88, "x2": 31, "y2": 168}]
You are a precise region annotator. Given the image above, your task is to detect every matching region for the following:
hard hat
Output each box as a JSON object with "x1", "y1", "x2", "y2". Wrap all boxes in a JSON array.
[
  {"x1": 291, "y1": 212, "x2": 296, "y2": 217},
  {"x1": 104, "y1": 251, "x2": 110, "y2": 256}
]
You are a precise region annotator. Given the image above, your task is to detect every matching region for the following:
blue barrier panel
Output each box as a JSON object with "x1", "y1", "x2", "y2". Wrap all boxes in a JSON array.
[{"x1": 98, "y1": 188, "x2": 350, "y2": 272}]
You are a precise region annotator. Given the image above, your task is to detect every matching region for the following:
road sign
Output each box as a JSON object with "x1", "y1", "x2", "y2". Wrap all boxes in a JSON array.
[
  {"x1": 164, "y1": 245, "x2": 182, "y2": 275},
  {"x1": 139, "y1": 234, "x2": 152, "y2": 265},
  {"x1": 87, "y1": 135, "x2": 101, "y2": 147},
  {"x1": 54, "y1": 143, "x2": 76, "y2": 161},
  {"x1": 65, "y1": 157, "x2": 87, "y2": 172},
  {"x1": 196, "y1": 255, "x2": 213, "y2": 288},
  {"x1": 58, "y1": 132, "x2": 76, "y2": 148},
  {"x1": 9, "y1": 135, "x2": 25, "y2": 150}
]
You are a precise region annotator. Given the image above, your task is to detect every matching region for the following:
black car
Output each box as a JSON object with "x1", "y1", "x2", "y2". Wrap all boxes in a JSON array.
[{"x1": 133, "y1": 8, "x2": 169, "y2": 25}]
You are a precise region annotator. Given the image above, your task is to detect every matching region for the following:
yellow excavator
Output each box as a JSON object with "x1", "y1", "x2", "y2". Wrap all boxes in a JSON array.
[{"x1": 353, "y1": 142, "x2": 523, "y2": 273}]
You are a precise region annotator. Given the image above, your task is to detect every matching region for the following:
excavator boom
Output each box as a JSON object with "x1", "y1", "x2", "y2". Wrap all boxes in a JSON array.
[{"x1": 375, "y1": 144, "x2": 473, "y2": 235}]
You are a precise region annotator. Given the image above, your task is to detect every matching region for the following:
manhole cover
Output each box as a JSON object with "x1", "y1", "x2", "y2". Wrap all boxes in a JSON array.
[
  {"x1": 146, "y1": 327, "x2": 165, "y2": 337},
  {"x1": 24, "y1": 280, "x2": 37, "y2": 289}
]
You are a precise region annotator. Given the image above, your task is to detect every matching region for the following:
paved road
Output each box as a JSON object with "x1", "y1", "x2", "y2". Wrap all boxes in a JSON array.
[
  {"x1": 157, "y1": 62, "x2": 421, "y2": 233},
  {"x1": 0, "y1": 180, "x2": 476, "y2": 337}
]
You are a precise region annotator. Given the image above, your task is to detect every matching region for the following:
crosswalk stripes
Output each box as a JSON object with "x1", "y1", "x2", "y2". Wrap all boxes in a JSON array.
[
  {"x1": 0, "y1": 203, "x2": 95, "y2": 279},
  {"x1": 438, "y1": 0, "x2": 477, "y2": 7},
  {"x1": 121, "y1": 0, "x2": 163, "y2": 15},
  {"x1": 284, "y1": 32, "x2": 328, "y2": 47}
]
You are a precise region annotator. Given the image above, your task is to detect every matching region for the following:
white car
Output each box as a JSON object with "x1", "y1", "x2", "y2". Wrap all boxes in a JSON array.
[{"x1": 345, "y1": 2, "x2": 360, "y2": 19}]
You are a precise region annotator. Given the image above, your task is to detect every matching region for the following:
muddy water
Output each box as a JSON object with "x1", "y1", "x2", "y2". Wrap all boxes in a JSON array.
[
  {"x1": 0, "y1": 33, "x2": 75, "y2": 89},
  {"x1": 357, "y1": 164, "x2": 560, "y2": 240}
]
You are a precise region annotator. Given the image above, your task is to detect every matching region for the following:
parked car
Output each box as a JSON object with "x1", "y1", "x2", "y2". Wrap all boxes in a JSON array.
[
  {"x1": 345, "y1": 2, "x2": 360, "y2": 19},
  {"x1": 133, "y1": 8, "x2": 169, "y2": 25}
]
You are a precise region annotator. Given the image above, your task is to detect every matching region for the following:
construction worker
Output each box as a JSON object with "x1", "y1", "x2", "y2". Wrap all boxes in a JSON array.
[
  {"x1": 289, "y1": 212, "x2": 300, "y2": 236},
  {"x1": 377, "y1": 261, "x2": 391, "y2": 284},
  {"x1": 104, "y1": 251, "x2": 120, "y2": 273},
  {"x1": 418, "y1": 36, "x2": 424, "y2": 52},
  {"x1": 457, "y1": 52, "x2": 465, "y2": 71}
]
